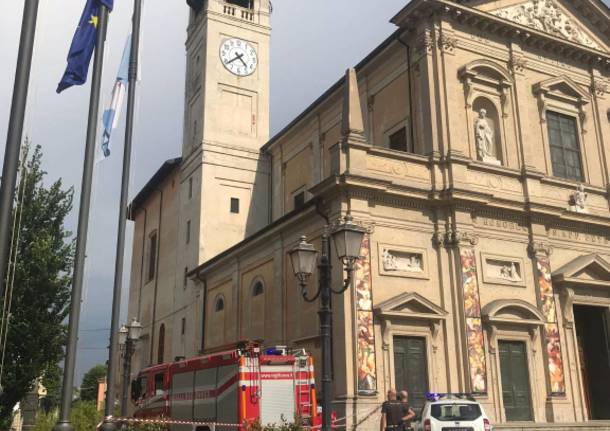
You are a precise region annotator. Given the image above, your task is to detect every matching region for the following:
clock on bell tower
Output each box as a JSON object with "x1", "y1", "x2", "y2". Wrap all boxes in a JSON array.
[{"x1": 180, "y1": 0, "x2": 271, "y2": 265}]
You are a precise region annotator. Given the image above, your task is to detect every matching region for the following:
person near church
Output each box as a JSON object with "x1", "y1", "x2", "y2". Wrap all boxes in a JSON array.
[
  {"x1": 399, "y1": 390, "x2": 416, "y2": 430},
  {"x1": 380, "y1": 389, "x2": 415, "y2": 431}
]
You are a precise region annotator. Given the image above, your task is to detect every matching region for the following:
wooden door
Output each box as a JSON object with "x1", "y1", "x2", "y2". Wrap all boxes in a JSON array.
[
  {"x1": 393, "y1": 336, "x2": 429, "y2": 409},
  {"x1": 499, "y1": 341, "x2": 533, "y2": 421}
]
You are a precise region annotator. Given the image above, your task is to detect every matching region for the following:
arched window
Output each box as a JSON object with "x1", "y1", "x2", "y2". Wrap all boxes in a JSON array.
[
  {"x1": 214, "y1": 295, "x2": 225, "y2": 312},
  {"x1": 157, "y1": 324, "x2": 165, "y2": 364},
  {"x1": 251, "y1": 279, "x2": 264, "y2": 297}
]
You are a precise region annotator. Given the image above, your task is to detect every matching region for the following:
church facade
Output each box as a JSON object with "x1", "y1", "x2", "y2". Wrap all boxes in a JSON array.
[{"x1": 127, "y1": 0, "x2": 610, "y2": 429}]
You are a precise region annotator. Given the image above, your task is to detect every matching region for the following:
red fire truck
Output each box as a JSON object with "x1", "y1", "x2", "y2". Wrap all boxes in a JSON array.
[{"x1": 131, "y1": 343, "x2": 320, "y2": 430}]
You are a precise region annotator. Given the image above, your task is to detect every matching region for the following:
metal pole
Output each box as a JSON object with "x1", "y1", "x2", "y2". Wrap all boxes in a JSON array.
[
  {"x1": 0, "y1": 0, "x2": 39, "y2": 337},
  {"x1": 101, "y1": 1, "x2": 142, "y2": 428},
  {"x1": 121, "y1": 341, "x2": 133, "y2": 418},
  {"x1": 318, "y1": 234, "x2": 332, "y2": 431},
  {"x1": 53, "y1": 6, "x2": 110, "y2": 431}
]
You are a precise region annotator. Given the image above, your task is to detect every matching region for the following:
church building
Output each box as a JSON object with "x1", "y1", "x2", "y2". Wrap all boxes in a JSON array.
[{"x1": 127, "y1": 0, "x2": 610, "y2": 428}]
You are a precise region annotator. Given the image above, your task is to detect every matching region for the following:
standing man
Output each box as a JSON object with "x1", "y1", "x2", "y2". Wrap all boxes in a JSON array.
[
  {"x1": 399, "y1": 390, "x2": 416, "y2": 430},
  {"x1": 380, "y1": 389, "x2": 408, "y2": 431}
]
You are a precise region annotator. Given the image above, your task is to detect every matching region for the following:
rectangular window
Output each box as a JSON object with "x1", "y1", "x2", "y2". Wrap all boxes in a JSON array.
[
  {"x1": 388, "y1": 127, "x2": 409, "y2": 152},
  {"x1": 547, "y1": 111, "x2": 583, "y2": 181},
  {"x1": 230, "y1": 198, "x2": 240, "y2": 214},
  {"x1": 186, "y1": 220, "x2": 191, "y2": 244},
  {"x1": 294, "y1": 191, "x2": 305, "y2": 210},
  {"x1": 181, "y1": 318, "x2": 186, "y2": 335},
  {"x1": 147, "y1": 232, "x2": 158, "y2": 282},
  {"x1": 188, "y1": 177, "x2": 193, "y2": 200}
]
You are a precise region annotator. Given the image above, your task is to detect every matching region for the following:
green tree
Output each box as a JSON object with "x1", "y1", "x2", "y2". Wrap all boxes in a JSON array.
[
  {"x1": 79, "y1": 364, "x2": 107, "y2": 402},
  {"x1": 0, "y1": 145, "x2": 74, "y2": 424},
  {"x1": 40, "y1": 363, "x2": 62, "y2": 412}
]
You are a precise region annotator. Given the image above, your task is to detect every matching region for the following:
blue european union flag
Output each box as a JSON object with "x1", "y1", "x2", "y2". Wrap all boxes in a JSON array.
[{"x1": 57, "y1": 0, "x2": 114, "y2": 93}]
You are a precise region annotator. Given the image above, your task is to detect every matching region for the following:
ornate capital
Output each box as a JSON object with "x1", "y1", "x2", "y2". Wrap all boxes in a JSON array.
[
  {"x1": 591, "y1": 81, "x2": 608, "y2": 98},
  {"x1": 452, "y1": 230, "x2": 479, "y2": 247},
  {"x1": 415, "y1": 30, "x2": 434, "y2": 56},
  {"x1": 529, "y1": 241, "x2": 553, "y2": 258},
  {"x1": 509, "y1": 57, "x2": 528, "y2": 74},
  {"x1": 432, "y1": 231, "x2": 445, "y2": 248},
  {"x1": 438, "y1": 34, "x2": 458, "y2": 54}
]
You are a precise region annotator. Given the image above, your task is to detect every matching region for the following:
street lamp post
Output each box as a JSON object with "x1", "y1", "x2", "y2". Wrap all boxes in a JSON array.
[
  {"x1": 288, "y1": 215, "x2": 366, "y2": 431},
  {"x1": 119, "y1": 318, "x2": 142, "y2": 420}
]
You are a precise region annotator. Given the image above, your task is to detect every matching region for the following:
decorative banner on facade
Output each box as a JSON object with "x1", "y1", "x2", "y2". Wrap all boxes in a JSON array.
[
  {"x1": 460, "y1": 248, "x2": 487, "y2": 393},
  {"x1": 535, "y1": 256, "x2": 566, "y2": 394},
  {"x1": 355, "y1": 236, "x2": 377, "y2": 394}
]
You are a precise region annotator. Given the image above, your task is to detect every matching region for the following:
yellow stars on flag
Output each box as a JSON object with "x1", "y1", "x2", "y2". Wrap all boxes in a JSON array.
[{"x1": 89, "y1": 15, "x2": 99, "y2": 28}]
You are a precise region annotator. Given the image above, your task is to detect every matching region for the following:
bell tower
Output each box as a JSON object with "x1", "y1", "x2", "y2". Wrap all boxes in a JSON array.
[
  {"x1": 181, "y1": 0, "x2": 271, "y2": 266},
  {"x1": 184, "y1": 0, "x2": 271, "y2": 155}
]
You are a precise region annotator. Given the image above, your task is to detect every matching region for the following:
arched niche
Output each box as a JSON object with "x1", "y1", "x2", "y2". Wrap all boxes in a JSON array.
[
  {"x1": 459, "y1": 60, "x2": 515, "y2": 166},
  {"x1": 472, "y1": 97, "x2": 503, "y2": 165}
]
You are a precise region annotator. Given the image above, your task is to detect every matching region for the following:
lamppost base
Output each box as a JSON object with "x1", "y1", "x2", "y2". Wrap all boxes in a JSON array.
[
  {"x1": 52, "y1": 421, "x2": 74, "y2": 431},
  {"x1": 99, "y1": 420, "x2": 120, "y2": 431}
]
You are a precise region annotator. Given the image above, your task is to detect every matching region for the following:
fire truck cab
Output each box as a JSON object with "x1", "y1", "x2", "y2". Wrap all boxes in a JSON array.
[{"x1": 131, "y1": 343, "x2": 319, "y2": 430}]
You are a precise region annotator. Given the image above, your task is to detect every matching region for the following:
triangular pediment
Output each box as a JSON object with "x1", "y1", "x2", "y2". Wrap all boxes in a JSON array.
[
  {"x1": 533, "y1": 76, "x2": 591, "y2": 102},
  {"x1": 451, "y1": 0, "x2": 610, "y2": 52},
  {"x1": 374, "y1": 292, "x2": 447, "y2": 320},
  {"x1": 485, "y1": 0, "x2": 607, "y2": 51},
  {"x1": 552, "y1": 254, "x2": 610, "y2": 287}
]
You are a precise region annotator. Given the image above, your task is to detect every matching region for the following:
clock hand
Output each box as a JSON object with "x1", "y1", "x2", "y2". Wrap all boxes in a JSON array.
[
  {"x1": 226, "y1": 53, "x2": 244, "y2": 65},
  {"x1": 238, "y1": 56, "x2": 248, "y2": 67}
]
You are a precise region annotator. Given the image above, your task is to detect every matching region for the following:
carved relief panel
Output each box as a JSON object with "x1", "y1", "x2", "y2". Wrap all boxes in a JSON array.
[
  {"x1": 481, "y1": 253, "x2": 526, "y2": 287},
  {"x1": 378, "y1": 244, "x2": 429, "y2": 279}
]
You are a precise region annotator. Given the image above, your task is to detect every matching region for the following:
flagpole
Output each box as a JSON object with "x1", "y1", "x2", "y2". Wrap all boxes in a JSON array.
[
  {"x1": 53, "y1": 5, "x2": 110, "y2": 431},
  {"x1": 0, "y1": 0, "x2": 40, "y2": 372},
  {"x1": 100, "y1": 0, "x2": 142, "y2": 428}
]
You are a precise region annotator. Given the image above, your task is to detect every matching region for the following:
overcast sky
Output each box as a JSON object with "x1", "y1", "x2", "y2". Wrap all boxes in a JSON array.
[{"x1": 0, "y1": 1, "x2": 407, "y2": 385}]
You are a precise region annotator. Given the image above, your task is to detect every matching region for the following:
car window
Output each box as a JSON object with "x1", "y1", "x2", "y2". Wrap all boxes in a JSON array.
[
  {"x1": 431, "y1": 403, "x2": 482, "y2": 421},
  {"x1": 154, "y1": 373, "x2": 164, "y2": 396},
  {"x1": 139, "y1": 376, "x2": 147, "y2": 399}
]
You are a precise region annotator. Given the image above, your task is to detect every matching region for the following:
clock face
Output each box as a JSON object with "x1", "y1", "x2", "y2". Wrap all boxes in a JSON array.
[{"x1": 220, "y1": 38, "x2": 258, "y2": 77}]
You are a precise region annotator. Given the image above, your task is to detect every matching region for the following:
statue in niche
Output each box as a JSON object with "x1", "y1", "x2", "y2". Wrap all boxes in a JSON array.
[
  {"x1": 568, "y1": 184, "x2": 588, "y2": 213},
  {"x1": 474, "y1": 109, "x2": 501, "y2": 165}
]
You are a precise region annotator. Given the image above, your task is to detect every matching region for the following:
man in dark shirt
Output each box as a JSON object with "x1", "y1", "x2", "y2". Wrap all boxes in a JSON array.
[
  {"x1": 380, "y1": 389, "x2": 409, "y2": 431},
  {"x1": 399, "y1": 390, "x2": 416, "y2": 430}
]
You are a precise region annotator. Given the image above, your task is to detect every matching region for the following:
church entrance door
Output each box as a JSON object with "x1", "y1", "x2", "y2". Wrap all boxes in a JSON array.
[
  {"x1": 499, "y1": 340, "x2": 532, "y2": 422},
  {"x1": 393, "y1": 336, "x2": 428, "y2": 409},
  {"x1": 574, "y1": 305, "x2": 610, "y2": 420}
]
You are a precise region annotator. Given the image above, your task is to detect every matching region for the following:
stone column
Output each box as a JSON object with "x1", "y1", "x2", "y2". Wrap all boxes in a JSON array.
[
  {"x1": 454, "y1": 231, "x2": 488, "y2": 394},
  {"x1": 530, "y1": 241, "x2": 566, "y2": 397},
  {"x1": 354, "y1": 235, "x2": 377, "y2": 395}
]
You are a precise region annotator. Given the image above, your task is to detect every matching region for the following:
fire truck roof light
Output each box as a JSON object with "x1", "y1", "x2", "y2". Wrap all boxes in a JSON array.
[{"x1": 265, "y1": 346, "x2": 287, "y2": 355}]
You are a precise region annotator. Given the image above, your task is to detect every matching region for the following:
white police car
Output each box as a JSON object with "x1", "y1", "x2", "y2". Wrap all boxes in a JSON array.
[{"x1": 412, "y1": 393, "x2": 492, "y2": 431}]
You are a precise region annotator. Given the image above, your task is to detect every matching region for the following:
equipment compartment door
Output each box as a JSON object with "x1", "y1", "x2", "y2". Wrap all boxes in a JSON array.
[{"x1": 260, "y1": 365, "x2": 296, "y2": 425}]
